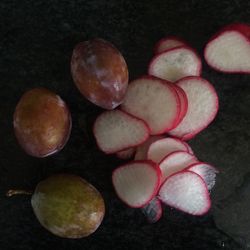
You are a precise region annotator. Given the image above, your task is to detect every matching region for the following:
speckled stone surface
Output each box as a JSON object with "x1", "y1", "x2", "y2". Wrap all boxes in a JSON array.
[{"x1": 0, "y1": 0, "x2": 250, "y2": 249}]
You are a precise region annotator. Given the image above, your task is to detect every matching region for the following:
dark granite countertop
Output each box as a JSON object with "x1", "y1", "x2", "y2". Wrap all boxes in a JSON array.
[{"x1": 0, "y1": 0, "x2": 250, "y2": 249}]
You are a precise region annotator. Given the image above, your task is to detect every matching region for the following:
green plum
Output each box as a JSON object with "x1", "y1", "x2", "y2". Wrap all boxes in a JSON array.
[{"x1": 29, "y1": 174, "x2": 105, "y2": 238}]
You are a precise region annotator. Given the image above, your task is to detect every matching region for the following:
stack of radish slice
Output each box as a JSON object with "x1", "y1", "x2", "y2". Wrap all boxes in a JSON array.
[
  {"x1": 112, "y1": 136, "x2": 218, "y2": 223},
  {"x1": 93, "y1": 34, "x2": 222, "y2": 223}
]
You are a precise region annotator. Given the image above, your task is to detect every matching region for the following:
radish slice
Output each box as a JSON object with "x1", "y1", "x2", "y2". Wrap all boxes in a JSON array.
[
  {"x1": 93, "y1": 110, "x2": 149, "y2": 154},
  {"x1": 204, "y1": 23, "x2": 250, "y2": 73},
  {"x1": 135, "y1": 135, "x2": 165, "y2": 160},
  {"x1": 182, "y1": 141, "x2": 194, "y2": 154},
  {"x1": 154, "y1": 36, "x2": 187, "y2": 54},
  {"x1": 141, "y1": 197, "x2": 162, "y2": 223},
  {"x1": 186, "y1": 162, "x2": 219, "y2": 190},
  {"x1": 174, "y1": 85, "x2": 188, "y2": 125},
  {"x1": 159, "y1": 151, "x2": 198, "y2": 182},
  {"x1": 147, "y1": 137, "x2": 188, "y2": 163},
  {"x1": 121, "y1": 76, "x2": 180, "y2": 135},
  {"x1": 168, "y1": 76, "x2": 219, "y2": 140},
  {"x1": 159, "y1": 170, "x2": 211, "y2": 216},
  {"x1": 116, "y1": 148, "x2": 135, "y2": 160},
  {"x1": 148, "y1": 46, "x2": 202, "y2": 82},
  {"x1": 112, "y1": 160, "x2": 161, "y2": 208}
]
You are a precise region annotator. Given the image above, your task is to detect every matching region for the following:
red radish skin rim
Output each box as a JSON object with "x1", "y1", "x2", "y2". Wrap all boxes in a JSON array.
[
  {"x1": 148, "y1": 46, "x2": 203, "y2": 79},
  {"x1": 174, "y1": 85, "x2": 188, "y2": 125},
  {"x1": 167, "y1": 135, "x2": 192, "y2": 154},
  {"x1": 134, "y1": 135, "x2": 165, "y2": 161},
  {"x1": 158, "y1": 150, "x2": 197, "y2": 167},
  {"x1": 204, "y1": 23, "x2": 250, "y2": 74},
  {"x1": 167, "y1": 83, "x2": 188, "y2": 129},
  {"x1": 146, "y1": 137, "x2": 189, "y2": 161},
  {"x1": 112, "y1": 160, "x2": 162, "y2": 208},
  {"x1": 121, "y1": 75, "x2": 181, "y2": 135},
  {"x1": 158, "y1": 170, "x2": 211, "y2": 216},
  {"x1": 137, "y1": 75, "x2": 182, "y2": 133},
  {"x1": 93, "y1": 110, "x2": 150, "y2": 154},
  {"x1": 158, "y1": 80, "x2": 184, "y2": 130},
  {"x1": 169, "y1": 76, "x2": 219, "y2": 141},
  {"x1": 158, "y1": 150, "x2": 198, "y2": 183},
  {"x1": 153, "y1": 36, "x2": 189, "y2": 55},
  {"x1": 166, "y1": 82, "x2": 183, "y2": 129}
]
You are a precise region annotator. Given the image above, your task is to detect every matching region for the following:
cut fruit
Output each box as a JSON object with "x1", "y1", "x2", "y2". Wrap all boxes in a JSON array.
[
  {"x1": 158, "y1": 170, "x2": 211, "y2": 215},
  {"x1": 182, "y1": 141, "x2": 194, "y2": 154},
  {"x1": 116, "y1": 148, "x2": 136, "y2": 160},
  {"x1": 159, "y1": 151, "x2": 198, "y2": 182},
  {"x1": 148, "y1": 46, "x2": 202, "y2": 82},
  {"x1": 169, "y1": 76, "x2": 219, "y2": 140},
  {"x1": 141, "y1": 197, "x2": 162, "y2": 223},
  {"x1": 93, "y1": 110, "x2": 149, "y2": 154},
  {"x1": 186, "y1": 162, "x2": 219, "y2": 190},
  {"x1": 112, "y1": 160, "x2": 161, "y2": 208},
  {"x1": 147, "y1": 137, "x2": 188, "y2": 163},
  {"x1": 121, "y1": 76, "x2": 180, "y2": 135},
  {"x1": 204, "y1": 23, "x2": 250, "y2": 73},
  {"x1": 174, "y1": 84, "x2": 188, "y2": 125},
  {"x1": 154, "y1": 36, "x2": 187, "y2": 54},
  {"x1": 135, "y1": 135, "x2": 165, "y2": 160}
]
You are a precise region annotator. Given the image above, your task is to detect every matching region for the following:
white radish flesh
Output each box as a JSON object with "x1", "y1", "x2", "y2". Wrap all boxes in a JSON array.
[
  {"x1": 94, "y1": 110, "x2": 149, "y2": 154},
  {"x1": 135, "y1": 135, "x2": 165, "y2": 160},
  {"x1": 159, "y1": 171, "x2": 211, "y2": 215},
  {"x1": 204, "y1": 23, "x2": 250, "y2": 73},
  {"x1": 112, "y1": 161, "x2": 161, "y2": 208},
  {"x1": 169, "y1": 76, "x2": 219, "y2": 140},
  {"x1": 159, "y1": 151, "x2": 198, "y2": 182},
  {"x1": 148, "y1": 46, "x2": 202, "y2": 82},
  {"x1": 121, "y1": 76, "x2": 180, "y2": 135},
  {"x1": 147, "y1": 137, "x2": 188, "y2": 163},
  {"x1": 154, "y1": 37, "x2": 187, "y2": 54},
  {"x1": 187, "y1": 162, "x2": 218, "y2": 190}
]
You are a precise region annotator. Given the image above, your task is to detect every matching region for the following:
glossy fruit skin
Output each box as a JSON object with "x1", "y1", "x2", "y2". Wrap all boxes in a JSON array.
[
  {"x1": 31, "y1": 174, "x2": 105, "y2": 238},
  {"x1": 13, "y1": 88, "x2": 71, "y2": 157},
  {"x1": 71, "y1": 38, "x2": 128, "y2": 109}
]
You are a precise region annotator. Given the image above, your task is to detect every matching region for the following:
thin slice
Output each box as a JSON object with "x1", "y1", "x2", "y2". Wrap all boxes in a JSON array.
[
  {"x1": 159, "y1": 151, "x2": 198, "y2": 182},
  {"x1": 93, "y1": 110, "x2": 149, "y2": 154},
  {"x1": 148, "y1": 46, "x2": 202, "y2": 82},
  {"x1": 169, "y1": 76, "x2": 219, "y2": 140},
  {"x1": 182, "y1": 141, "x2": 194, "y2": 154},
  {"x1": 112, "y1": 160, "x2": 161, "y2": 208},
  {"x1": 147, "y1": 137, "x2": 188, "y2": 163},
  {"x1": 204, "y1": 23, "x2": 250, "y2": 73},
  {"x1": 186, "y1": 162, "x2": 219, "y2": 190},
  {"x1": 121, "y1": 76, "x2": 180, "y2": 135},
  {"x1": 141, "y1": 197, "x2": 162, "y2": 223},
  {"x1": 116, "y1": 148, "x2": 136, "y2": 160},
  {"x1": 135, "y1": 135, "x2": 165, "y2": 160},
  {"x1": 159, "y1": 170, "x2": 211, "y2": 215},
  {"x1": 154, "y1": 36, "x2": 187, "y2": 54},
  {"x1": 174, "y1": 84, "x2": 188, "y2": 125}
]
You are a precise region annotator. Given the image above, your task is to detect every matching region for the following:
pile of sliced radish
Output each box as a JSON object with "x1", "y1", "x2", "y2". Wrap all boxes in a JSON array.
[
  {"x1": 91, "y1": 24, "x2": 250, "y2": 221},
  {"x1": 112, "y1": 136, "x2": 218, "y2": 221}
]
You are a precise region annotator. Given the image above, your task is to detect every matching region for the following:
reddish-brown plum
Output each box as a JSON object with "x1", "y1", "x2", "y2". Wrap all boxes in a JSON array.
[
  {"x1": 13, "y1": 88, "x2": 71, "y2": 157},
  {"x1": 71, "y1": 38, "x2": 128, "y2": 109}
]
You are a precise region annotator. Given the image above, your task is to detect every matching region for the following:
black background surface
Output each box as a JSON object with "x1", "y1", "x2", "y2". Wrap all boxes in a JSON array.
[{"x1": 0, "y1": 0, "x2": 250, "y2": 249}]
